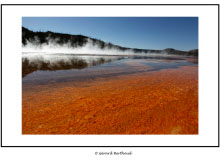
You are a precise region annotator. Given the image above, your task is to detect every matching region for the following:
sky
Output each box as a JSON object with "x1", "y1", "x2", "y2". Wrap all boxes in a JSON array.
[{"x1": 22, "y1": 17, "x2": 198, "y2": 51}]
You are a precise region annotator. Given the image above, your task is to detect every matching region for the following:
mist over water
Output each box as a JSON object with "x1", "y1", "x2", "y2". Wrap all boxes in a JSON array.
[
  {"x1": 22, "y1": 33, "x2": 197, "y2": 79},
  {"x1": 22, "y1": 37, "x2": 169, "y2": 56},
  {"x1": 22, "y1": 41, "x2": 198, "y2": 87},
  {"x1": 22, "y1": 36, "x2": 170, "y2": 77},
  {"x1": 22, "y1": 27, "x2": 198, "y2": 78}
]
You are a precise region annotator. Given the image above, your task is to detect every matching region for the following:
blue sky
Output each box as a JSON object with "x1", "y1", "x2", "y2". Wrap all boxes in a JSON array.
[{"x1": 22, "y1": 17, "x2": 198, "y2": 51}]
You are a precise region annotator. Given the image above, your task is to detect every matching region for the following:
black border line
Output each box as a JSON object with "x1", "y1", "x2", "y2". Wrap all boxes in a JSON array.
[
  {"x1": 1, "y1": 4, "x2": 2, "y2": 148},
  {"x1": 0, "y1": 4, "x2": 219, "y2": 5},
  {"x1": 218, "y1": 4, "x2": 220, "y2": 148},
  {"x1": 0, "y1": 4, "x2": 219, "y2": 148}
]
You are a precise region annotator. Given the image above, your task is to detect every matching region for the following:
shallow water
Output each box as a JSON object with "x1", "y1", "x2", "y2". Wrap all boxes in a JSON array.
[
  {"x1": 22, "y1": 54, "x2": 198, "y2": 134},
  {"x1": 22, "y1": 55, "x2": 197, "y2": 86}
]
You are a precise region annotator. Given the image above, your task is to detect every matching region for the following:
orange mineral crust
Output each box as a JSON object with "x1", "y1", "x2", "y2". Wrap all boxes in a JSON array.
[{"x1": 22, "y1": 66, "x2": 198, "y2": 134}]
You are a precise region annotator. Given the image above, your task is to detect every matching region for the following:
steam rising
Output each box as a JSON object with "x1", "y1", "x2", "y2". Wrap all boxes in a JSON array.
[
  {"x1": 22, "y1": 30, "x2": 170, "y2": 77},
  {"x1": 22, "y1": 37, "x2": 153, "y2": 55}
]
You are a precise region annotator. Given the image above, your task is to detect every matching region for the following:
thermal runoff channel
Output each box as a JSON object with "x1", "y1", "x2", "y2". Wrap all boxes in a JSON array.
[{"x1": 22, "y1": 27, "x2": 198, "y2": 134}]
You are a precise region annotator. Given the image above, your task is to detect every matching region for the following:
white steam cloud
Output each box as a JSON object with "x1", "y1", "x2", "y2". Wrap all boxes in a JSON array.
[
  {"x1": 22, "y1": 36, "x2": 169, "y2": 75},
  {"x1": 22, "y1": 37, "x2": 168, "y2": 56},
  {"x1": 23, "y1": 38, "x2": 137, "y2": 55}
]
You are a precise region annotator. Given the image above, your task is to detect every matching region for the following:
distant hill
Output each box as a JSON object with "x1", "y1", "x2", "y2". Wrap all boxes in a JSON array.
[
  {"x1": 163, "y1": 48, "x2": 198, "y2": 56},
  {"x1": 22, "y1": 27, "x2": 198, "y2": 56}
]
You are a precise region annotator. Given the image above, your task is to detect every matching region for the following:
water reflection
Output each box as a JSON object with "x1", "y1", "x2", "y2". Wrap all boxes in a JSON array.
[
  {"x1": 22, "y1": 53, "x2": 198, "y2": 77},
  {"x1": 22, "y1": 55, "x2": 121, "y2": 77},
  {"x1": 22, "y1": 54, "x2": 198, "y2": 86}
]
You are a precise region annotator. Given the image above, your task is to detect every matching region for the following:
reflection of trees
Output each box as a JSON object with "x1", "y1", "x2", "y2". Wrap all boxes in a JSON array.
[{"x1": 22, "y1": 57, "x2": 116, "y2": 78}]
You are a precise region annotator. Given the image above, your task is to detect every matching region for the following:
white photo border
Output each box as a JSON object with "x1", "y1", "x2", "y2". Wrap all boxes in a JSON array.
[{"x1": 1, "y1": 4, "x2": 219, "y2": 147}]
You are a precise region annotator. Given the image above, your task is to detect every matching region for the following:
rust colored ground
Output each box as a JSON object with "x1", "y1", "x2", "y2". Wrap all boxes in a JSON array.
[{"x1": 22, "y1": 66, "x2": 198, "y2": 134}]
